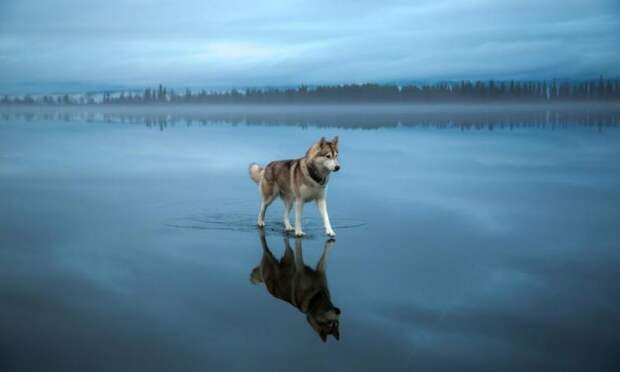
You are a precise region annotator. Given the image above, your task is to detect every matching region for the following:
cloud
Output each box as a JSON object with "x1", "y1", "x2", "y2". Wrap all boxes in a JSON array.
[{"x1": 0, "y1": 0, "x2": 619, "y2": 93}]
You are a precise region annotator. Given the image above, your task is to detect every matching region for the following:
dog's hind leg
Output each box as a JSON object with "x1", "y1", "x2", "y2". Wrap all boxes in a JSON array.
[
  {"x1": 283, "y1": 198, "x2": 294, "y2": 232},
  {"x1": 257, "y1": 197, "x2": 275, "y2": 227},
  {"x1": 257, "y1": 182, "x2": 276, "y2": 228}
]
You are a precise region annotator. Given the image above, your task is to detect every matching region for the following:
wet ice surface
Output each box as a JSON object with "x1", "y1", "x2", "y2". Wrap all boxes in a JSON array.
[
  {"x1": 165, "y1": 212, "x2": 366, "y2": 238},
  {"x1": 1, "y1": 105, "x2": 619, "y2": 372}
]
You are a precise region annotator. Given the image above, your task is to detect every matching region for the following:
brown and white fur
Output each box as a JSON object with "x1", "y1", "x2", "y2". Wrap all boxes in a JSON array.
[
  {"x1": 249, "y1": 136, "x2": 340, "y2": 237},
  {"x1": 250, "y1": 229, "x2": 341, "y2": 342}
]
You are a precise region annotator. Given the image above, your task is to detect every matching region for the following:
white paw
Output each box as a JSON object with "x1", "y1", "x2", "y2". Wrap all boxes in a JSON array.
[
  {"x1": 326, "y1": 229, "x2": 336, "y2": 237},
  {"x1": 284, "y1": 226, "x2": 294, "y2": 232},
  {"x1": 295, "y1": 230, "x2": 305, "y2": 237},
  {"x1": 257, "y1": 220, "x2": 265, "y2": 228}
]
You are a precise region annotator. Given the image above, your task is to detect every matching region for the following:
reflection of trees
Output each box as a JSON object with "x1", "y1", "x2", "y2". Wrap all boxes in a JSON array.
[{"x1": 1, "y1": 105, "x2": 618, "y2": 131}]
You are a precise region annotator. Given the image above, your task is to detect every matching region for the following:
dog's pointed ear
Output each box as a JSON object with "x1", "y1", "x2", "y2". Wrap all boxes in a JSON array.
[
  {"x1": 319, "y1": 331, "x2": 328, "y2": 342},
  {"x1": 332, "y1": 136, "x2": 339, "y2": 147},
  {"x1": 319, "y1": 137, "x2": 326, "y2": 146},
  {"x1": 333, "y1": 324, "x2": 340, "y2": 341}
]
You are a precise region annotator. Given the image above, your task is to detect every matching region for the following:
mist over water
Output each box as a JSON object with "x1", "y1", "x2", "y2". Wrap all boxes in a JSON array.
[{"x1": 1, "y1": 105, "x2": 620, "y2": 371}]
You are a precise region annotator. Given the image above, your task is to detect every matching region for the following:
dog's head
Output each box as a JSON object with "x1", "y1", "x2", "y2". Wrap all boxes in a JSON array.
[
  {"x1": 306, "y1": 136, "x2": 340, "y2": 172},
  {"x1": 307, "y1": 306, "x2": 341, "y2": 342}
]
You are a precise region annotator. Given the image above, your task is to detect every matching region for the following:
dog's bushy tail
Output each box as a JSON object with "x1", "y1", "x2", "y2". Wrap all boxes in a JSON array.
[{"x1": 248, "y1": 163, "x2": 263, "y2": 184}]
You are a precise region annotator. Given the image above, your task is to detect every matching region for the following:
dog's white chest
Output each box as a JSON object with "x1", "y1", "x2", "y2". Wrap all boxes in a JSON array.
[{"x1": 298, "y1": 183, "x2": 323, "y2": 202}]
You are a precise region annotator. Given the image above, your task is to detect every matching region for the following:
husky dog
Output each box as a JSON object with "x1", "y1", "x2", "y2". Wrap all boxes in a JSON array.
[
  {"x1": 249, "y1": 136, "x2": 340, "y2": 237},
  {"x1": 250, "y1": 230, "x2": 341, "y2": 342}
]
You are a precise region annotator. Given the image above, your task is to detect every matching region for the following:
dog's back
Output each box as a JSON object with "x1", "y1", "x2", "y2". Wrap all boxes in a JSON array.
[{"x1": 262, "y1": 159, "x2": 297, "y2": 199}]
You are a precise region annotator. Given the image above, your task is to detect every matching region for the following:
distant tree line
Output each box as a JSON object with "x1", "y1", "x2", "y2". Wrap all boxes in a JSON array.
[{"x1": 2, "y1": 78, "x2": 619, "y2": 105}]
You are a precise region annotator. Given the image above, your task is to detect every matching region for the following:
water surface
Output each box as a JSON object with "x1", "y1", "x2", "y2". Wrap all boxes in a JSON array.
[{"x1": 1, "y1": 105, "x2": 619, "y2": 371}]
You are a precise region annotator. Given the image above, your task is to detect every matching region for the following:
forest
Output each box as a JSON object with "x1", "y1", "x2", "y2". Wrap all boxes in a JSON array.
[{"x1": 2, "y1": 78, "x2": 619, "y2": 105}]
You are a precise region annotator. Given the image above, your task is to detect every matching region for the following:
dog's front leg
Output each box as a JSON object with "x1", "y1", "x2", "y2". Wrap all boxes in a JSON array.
[
  {"x1": 317, "y1": 197, "x2": 336, "y2": 237},
  {"x1": 316, "y1": 238, "x2": 335, "y2": 273},
  {"x1": 294, "y1": 238, "x2": 304, "y2": 271},
  {"x1": 294, "y1": 197, "x2": 305, "y2": 237}
]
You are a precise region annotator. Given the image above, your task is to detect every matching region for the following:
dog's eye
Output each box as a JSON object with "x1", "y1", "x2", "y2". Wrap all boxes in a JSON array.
[{"x1": 326, "y1": 154, "x2": 332, "y2": 158}]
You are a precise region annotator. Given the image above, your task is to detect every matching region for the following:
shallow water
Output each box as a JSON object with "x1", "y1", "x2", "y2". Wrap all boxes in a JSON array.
[{"x1": 1, "y1": 105, "x2": 619, "y2": 371}]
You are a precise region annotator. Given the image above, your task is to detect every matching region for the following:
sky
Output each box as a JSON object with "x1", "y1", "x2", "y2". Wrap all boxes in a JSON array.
[{"x1": 0, "y1": 0, "x2": 619, "y2": 93}]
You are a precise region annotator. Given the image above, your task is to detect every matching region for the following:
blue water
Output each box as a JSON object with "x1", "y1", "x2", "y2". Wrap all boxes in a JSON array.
[{"x1": 1, "y1": 106, "x2": 619, "y2": 371}]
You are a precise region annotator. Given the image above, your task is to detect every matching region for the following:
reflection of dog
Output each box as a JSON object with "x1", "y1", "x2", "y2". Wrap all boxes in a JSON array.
[
  {"x1": 249, "y1": 136, "x2": 340, "y2": 237},
  {"x1": 250, "y1": 229, "x2": 341, "y2": 342}
]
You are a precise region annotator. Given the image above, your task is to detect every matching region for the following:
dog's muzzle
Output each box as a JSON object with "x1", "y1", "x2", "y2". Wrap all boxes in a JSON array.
[{"x1": 334, "y1": 165, "x2": 340, "y2": 172}]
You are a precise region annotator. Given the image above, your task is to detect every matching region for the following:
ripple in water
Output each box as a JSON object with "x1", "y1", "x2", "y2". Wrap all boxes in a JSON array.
[{"x1": 165, "y1": 212, "x2": 366, "y2": 238}]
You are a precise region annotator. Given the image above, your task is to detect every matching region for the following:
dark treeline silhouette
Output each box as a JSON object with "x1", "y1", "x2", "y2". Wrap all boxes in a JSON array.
[{"x1": 2, "y1": 78, "x2": 620, "y2": 105}]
